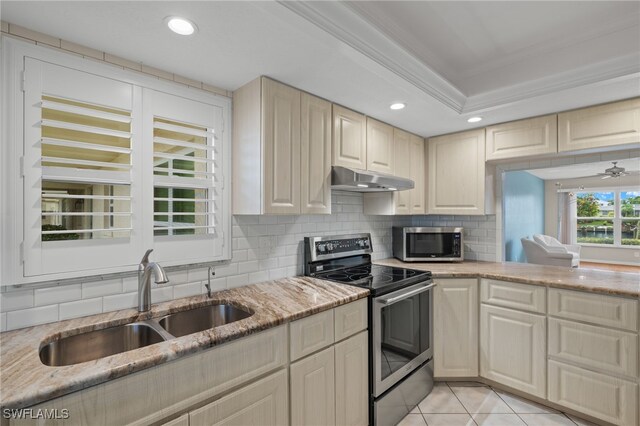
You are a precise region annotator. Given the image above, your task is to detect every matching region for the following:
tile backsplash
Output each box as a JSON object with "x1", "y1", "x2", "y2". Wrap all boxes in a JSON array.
[{"x1": 0, "y1": 191, "x2": 496, "y2": 331}]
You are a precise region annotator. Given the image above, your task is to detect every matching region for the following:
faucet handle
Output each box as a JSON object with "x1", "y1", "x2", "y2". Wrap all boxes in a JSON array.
[{"x1": 140, "y1": 249, "x2": 154, "y2": 266}]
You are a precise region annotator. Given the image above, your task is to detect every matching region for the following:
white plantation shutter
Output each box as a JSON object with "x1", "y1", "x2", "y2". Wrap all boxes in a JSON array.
[
  {"x1": 144, "y1": 89, "x2": 226, "y2": 263},
  {"x1": 9, "y1": 47, "x2": 231, "y2": 285},
  {"x1": 23, "y1": 59, "x2": 142, "y2": 277}
]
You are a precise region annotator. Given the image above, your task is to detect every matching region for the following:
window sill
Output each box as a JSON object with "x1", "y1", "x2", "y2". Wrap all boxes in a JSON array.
[{"x1": 578, "y1": 243, "x2": 640, "y2": 250}]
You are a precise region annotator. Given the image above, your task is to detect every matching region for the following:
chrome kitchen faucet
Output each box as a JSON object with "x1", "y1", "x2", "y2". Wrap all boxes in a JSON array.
[{"x1": 138, "y1": 249, "x2": 169, "y2": 312}]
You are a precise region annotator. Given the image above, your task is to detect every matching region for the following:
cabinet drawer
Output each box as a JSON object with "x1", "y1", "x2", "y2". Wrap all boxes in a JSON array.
[
  {"x1": 548, "y1": 360, "x2": 638, "y2": 426},
  {"x1": 549, "y1": 318, "x2": 638, "y2": 378},
  {"x1": 334, "y1": 299, "x2": 367, "y2": 342},
  {"x1": 549, "y1": 288, "x2": 638, "y2": 331},
  {"x1": 189, "y1": 369, "x2": 288, "y2": 426},
  {"x1": 481, "y1": 279, "x2": 546, "y2": 313},
  {"x1": 290, "y1": 309, "x2": 334, "y2": 361}
]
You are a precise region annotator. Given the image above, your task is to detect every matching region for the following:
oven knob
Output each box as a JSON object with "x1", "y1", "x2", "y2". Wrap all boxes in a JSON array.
[
  {"x1": 317, "y1": 244, "x2": 326, "y2": 253},
  {"x1": 358, "y1": 239, "x2": 367, "y2": 248},
  {"x1": 326, "y1": 243, "x2": 334, "y2": 252}
]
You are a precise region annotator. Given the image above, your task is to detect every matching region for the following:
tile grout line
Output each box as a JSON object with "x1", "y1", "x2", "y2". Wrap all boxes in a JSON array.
[
  {"x1": 445, "y1": 381, "x2": 479, "y2": 426},
  {"x1": 489, "y1": 385, "x2": 580, "y2": 426},
  {"x1": 490, "y1": 385, "x2": 528, "y2": 425}
]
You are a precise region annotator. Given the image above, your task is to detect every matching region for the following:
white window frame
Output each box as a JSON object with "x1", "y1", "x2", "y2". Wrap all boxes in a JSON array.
[
  {"x1": 572, "y1": 187, "x2": 640, "y2": 249},
  {"x1": 1, "y1": 37, "x2": 231, "y2": 286}
]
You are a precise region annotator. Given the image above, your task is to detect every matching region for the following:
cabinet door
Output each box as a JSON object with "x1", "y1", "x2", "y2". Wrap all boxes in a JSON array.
[
  {"x1": 480, "y1": 304, "x2": 546, "y2": 398},
  {"x1": 434, "y1": 279, "x2": 478, "y2": 377},
  {"x1": 335, "y1": 332, "x2": 368, "y2": 426},
  {"x1": 558, "y1": 98, "x2": 640, "y2": 152},
  {"x1": 392, "y1": 128, "x2": 411, "y2": 214},
  {"x1": 366, "y1": 118, "x2": 395, "y2": 174},
  {"x1": 290, "y1": 346, "x2": 336, "y2": 426},
  {"x1": 301, "y1": 93, "x2": 332, "y2": 214},
  {"x1": 189, "y1": 370, "x2": 288, "y2": 426},
  {"x1": 486, "y1": 114, "x2": 557, "y2": 160},
  {"x1": 427, "y1": 129, "x2": 485, "y2": 215},
  {"x1": 162, "y1": 414, "x2": 189, "y2": 426},
  {"x1": 333, "y1": 105, "x2": 366, "y2": 169},
  {"x1": 409, "y1": 134, "x2": 426, "y2": 214},
  {"x1": 548, "y1": 360, "x2": 638, "y2": 426},
  {"x1": 262, "y1": 78, "x2": 300, "y2": 214}
]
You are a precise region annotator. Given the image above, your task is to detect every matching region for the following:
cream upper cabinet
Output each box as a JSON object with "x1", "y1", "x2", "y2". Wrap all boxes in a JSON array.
[
  {"x1": 333, "y1": 105, "x2": 366, "y2": 170},
  {"x1": 434, "y1": 279, "x2": 478, "y2": 378},
  {"x1": 409, "y1": 134, "x2": 426, "y2": 214},
  {"x1": 366, "y1": 118, "x2": 395, "y2": 174},
  {"x1": 485, "y1": 114, "x2": 558, "y2": 161},
  {"x1": 480, "y1": 304, "x2": 546, "y2": 398},
  {"x1": 301, "y1": 93, "x2": 332, "y2": 214},
  {"x1": 233, "y1": 77, "x2": 332, "y2": 215},
  {"x1": 290, "y1": 347, "x2": 336, "y2": 426},
  {"x1": 262, "y1": 78, "x2": 301, "y2": 214},
  {"x1": 427, "y1": 129, "x2": 486, "y2": 215},
  {"x1": 392, "y1": 128, "x2": 411, "y2": 214},
  {"x1": 335, "y1": 332, "x2": 368, "y2": 426},
  {"x1": 558, "y1": 98, "x2": 640, "y2": 152}
]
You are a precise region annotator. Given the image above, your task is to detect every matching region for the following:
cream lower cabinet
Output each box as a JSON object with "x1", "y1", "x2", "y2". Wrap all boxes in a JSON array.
[
  {"x1": 480, "y1": 304, "x2": 546, "y2": 398},
  {"x1": 291, "y1": 347, "x2": 336, "y2": 426},
  {"x1": 434, "y1": 278, "x2": 478, "y2": 378},
  {"x1": 289, "y1": 299, "x2": 368, "y2": 426},
  {"x1": 335, "y1": 332, "x2": 368, "y2": 426},
  {"x1": 233, "y1": 77, "x2": 331, "y2": 215},
  {"x1": 189, "y1": 370, "x2": 289, "y2": 426},
  {"x1": 427, "y1": 129, "x2": 487, "y2": 215}
]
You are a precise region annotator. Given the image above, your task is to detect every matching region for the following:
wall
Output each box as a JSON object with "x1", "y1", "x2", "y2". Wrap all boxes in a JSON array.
[
  {"x1": 502, "y1": 171, "x2": 545, "y2": 262},
  {"x1": 0, "y1": 191, "x2": 497, "y2": 331},
  {"x1": 0, "y1": 22, "x2": 499, "y2": 331},
  {"x1": 544, "y1": 174, "x2": 640, "y2": 265}
]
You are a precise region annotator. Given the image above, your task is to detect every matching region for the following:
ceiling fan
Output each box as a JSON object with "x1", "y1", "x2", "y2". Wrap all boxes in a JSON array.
[{"x1": 596, "y1": 161, "x2": 638, "y2": 179}]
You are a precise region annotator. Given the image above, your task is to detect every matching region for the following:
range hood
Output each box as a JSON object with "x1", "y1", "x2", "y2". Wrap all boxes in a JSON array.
[{"x1": 331, "y1": 166, "x2": 414, "y2": 192}]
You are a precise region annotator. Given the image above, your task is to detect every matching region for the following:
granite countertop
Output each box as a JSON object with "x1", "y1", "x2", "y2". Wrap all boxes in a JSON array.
[
  {"x1": 0, "y1": 277, "x2": 368, "y2": 409},
  {"x1": 374, "y1": 258, "x2": 640, "y2": 298}
]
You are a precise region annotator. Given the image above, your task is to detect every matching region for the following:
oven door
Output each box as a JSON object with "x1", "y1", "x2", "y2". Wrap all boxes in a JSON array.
[{"x1": 373, "y1": 281, "x2": 435, "y2": 397}]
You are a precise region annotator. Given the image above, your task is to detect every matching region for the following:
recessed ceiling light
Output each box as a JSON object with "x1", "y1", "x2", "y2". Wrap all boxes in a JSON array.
[
  {"x1": 467, "y1": 116, "x2": 482, "y2": 123},
  {"x1": 390, "y1": 103, "x2": 405, "y2": 110},
  {"x1": 357, "y1": 184, "x2": 369, "y2": 188},
  {"x1": 388, "y1": 187, "x2": 397, "y2": 191},
  {"x1": 166, "y1": 17, "x2": 197, "y2": 36}
]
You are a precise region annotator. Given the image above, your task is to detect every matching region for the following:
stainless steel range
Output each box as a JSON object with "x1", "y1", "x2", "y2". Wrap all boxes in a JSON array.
[{"x1": 304, "y1": 233, "x2": 435, "y2": 426}]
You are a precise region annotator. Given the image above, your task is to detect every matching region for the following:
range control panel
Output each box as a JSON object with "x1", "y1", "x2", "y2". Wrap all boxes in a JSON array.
[{"x1": 315, "y1": 236, "x2": 371, "y2": 256}]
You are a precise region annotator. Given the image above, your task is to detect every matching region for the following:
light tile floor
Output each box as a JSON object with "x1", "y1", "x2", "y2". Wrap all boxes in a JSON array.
[{"x1": 398, "y1": 382, "x2": 598, "y2": 426}]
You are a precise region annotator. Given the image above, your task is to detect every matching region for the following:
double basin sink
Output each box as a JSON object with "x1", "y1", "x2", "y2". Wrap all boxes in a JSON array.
[{"x1": 39, "y1": 304, "x2": 253, "y2": 367}]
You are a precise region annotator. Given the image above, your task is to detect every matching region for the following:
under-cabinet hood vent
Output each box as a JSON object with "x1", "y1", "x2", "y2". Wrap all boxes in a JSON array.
[{"x1": 331, "y1": 166, "x2": 414, "y2": 192}]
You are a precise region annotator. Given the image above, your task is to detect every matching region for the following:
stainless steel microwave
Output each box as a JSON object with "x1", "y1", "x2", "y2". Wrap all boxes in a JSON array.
[{"x1": 393, "y1": 227, "x2": 464, "y2": 262}]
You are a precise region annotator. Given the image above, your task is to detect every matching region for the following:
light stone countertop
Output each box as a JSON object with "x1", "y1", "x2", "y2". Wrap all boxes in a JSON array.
[
  {"x1": 0, "y1": 276, "x2": 368, "y2": 409},
  {"x1": 374, "y1": 258, "x2": 640, "y2": 298}
]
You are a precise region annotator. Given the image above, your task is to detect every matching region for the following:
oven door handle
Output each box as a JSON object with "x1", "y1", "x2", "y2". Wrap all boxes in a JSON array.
[{"x1": 377, "y1": 282, "x2": 436, "y2": 306}]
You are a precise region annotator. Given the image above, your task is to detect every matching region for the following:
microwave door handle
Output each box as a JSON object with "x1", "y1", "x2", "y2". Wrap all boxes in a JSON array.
[{"x1": 378, "y1": 283, "x2": 436, "y2": 306}]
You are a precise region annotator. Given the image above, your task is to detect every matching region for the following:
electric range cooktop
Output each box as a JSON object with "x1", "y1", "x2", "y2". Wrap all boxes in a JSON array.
[{"x1": 314, "y1": 263, "x2": 431, "y2": 296}]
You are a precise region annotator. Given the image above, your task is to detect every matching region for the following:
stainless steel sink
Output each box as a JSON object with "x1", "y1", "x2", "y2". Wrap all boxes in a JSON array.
[
  {"x1": 39, "y1": 321, "x2": 169, "y2": 367},
  {"x1": 158, "y1": 304, "x2": 253, "y2": 338}
]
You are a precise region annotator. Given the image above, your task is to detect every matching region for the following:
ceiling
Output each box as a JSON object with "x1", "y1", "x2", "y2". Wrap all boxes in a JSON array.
[
  {"x1": 2, "y1": 1, "x2": 639, "y2": 137},
  {"x1": 526, "y1": 158, "x2": 640, "y2": 180}
]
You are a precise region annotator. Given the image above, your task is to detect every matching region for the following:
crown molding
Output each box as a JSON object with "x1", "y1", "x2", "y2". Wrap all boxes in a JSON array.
[
  {"x1": 463, "y1": 54, "x2": 640, "y2": 114},
  {"x1": 278, "y1": 1, "x2": 640, "y2": 118},
  {"x1": 277, "y1": 1, "x2": 466, "y2": 113}
]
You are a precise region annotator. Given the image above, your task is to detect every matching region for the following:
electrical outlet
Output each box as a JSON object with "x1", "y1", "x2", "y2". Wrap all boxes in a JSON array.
[{"x1": 634, "y1": 251, "x2": 640, "y2": 258}]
